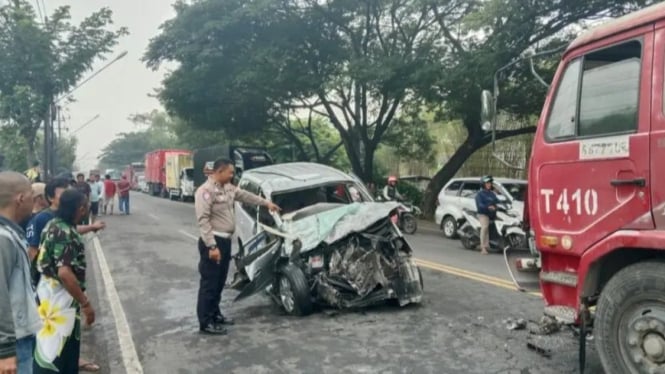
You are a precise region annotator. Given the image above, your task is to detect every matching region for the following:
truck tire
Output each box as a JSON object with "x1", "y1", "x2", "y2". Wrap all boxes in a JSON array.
[
  {"x1": 596, "y1": 261, "x2": 665, "y2": 374},
  {"x1": 277, "y1": 264, "x2": 312, "y2": 316}
]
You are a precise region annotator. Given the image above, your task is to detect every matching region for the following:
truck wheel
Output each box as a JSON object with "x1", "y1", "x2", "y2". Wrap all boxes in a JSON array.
[
  {"x1": 277, "y1": 264, "x2": 312, "y2": 316},
  {"x1": 441, "y1": 216, "x2": 458, "y2": 239},
  {"x1": 596, "y1": 261, "x2": 665, "y2": 374}
]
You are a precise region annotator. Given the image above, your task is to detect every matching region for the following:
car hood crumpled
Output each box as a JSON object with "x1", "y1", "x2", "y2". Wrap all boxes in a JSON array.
[{"x1": 280, "y1": 202, "x2": 401, "y2": 254}]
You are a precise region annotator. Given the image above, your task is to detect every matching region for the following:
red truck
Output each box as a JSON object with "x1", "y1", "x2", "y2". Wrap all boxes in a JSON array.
[
  {"x1": 123, "y1": 162, "x2": 145, "y2": 190},
  {"x1": 484, "y1": 3, "x2": 665, "y2": 373},
  {"x1": 144, "y1": 149, "x2": 190, "y2": 197}
]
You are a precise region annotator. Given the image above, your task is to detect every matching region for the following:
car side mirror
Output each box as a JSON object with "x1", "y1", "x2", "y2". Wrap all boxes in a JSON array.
[{"x1": 481, "y1": 90, "x2": 495, "y2": 132}]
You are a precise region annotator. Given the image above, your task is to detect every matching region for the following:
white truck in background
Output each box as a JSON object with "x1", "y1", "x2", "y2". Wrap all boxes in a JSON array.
[{"x1": 165, "y1": 153, "x2": 195, "y2": 201}]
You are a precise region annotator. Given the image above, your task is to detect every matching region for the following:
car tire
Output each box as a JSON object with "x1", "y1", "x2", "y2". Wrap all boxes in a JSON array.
[
  {"x1": 596, "y1": 261, "x2": 665, "y2": 374},
  {"x1": 277, "y1": 264, "x2": 313, "y2": 316},
  {"x1": 441, "y1": 216, "x2": 458, "y2": 239},
  {"x1": 402, "y1": 214, "x2": 418, "y2": 235}
]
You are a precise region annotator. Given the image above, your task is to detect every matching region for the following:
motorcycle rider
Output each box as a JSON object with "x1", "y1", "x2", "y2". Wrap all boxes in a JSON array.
[
  {"x1": 382, "y1": 176, "x2": 404, "y2": 202},
  {"x1": 475, "y1": 175, "x2": 499, "y2": 255}
]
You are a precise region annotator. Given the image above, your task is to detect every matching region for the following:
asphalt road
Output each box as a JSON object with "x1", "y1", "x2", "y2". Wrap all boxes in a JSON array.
[{"x1": 81, "y1": 192, "x2": 604, "y2": 373}]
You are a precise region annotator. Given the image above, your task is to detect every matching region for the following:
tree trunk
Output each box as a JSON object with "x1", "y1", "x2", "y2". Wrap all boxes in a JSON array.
[
  {"x1": 25, "y1": 136, "x2": 36, "y2": 170},
  {"x1": 421, "y1": 136, "x2": 479, "y2": 219},
  {"x1": 342, "y1": 135, "x2": 365, "y2": 180},
  {"x1": 421, "y1": 125, "x2": 537, "y2": 219}
]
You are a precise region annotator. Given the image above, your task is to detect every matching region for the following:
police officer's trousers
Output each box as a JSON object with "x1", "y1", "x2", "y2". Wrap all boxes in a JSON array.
[{"x1": 197, "y1": 236, "x2": 232, "y2": 328}]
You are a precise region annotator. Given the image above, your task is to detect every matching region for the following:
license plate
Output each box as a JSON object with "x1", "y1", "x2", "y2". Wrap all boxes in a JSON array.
[{"x1": 309, "y1": 255, "x2": 324, "y2": 269}]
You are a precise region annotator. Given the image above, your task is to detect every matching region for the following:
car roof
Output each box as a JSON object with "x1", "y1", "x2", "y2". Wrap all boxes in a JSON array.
[
  {"x1": 567, "y1": 2, "x2": 665, "y2": 53},
  {"x1": 446, "y1": 177, "x2": 526, "y2": 185},
  {"x1": 241, "y1": 162, "x2": 358, "y2": 195}
]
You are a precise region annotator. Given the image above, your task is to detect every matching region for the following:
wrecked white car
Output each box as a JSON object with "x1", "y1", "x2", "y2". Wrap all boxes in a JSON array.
[{"x1": 231, "y1": 162, "x2": 424, "y2": 316}]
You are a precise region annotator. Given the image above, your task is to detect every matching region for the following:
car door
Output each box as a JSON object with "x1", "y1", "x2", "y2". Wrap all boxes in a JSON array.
[
  {"x1": 531, "y1": 32, "x2": 653, "y2": 256},
  {"x1": 235, "y1": 179, "x2": 259, "y2": 244}
]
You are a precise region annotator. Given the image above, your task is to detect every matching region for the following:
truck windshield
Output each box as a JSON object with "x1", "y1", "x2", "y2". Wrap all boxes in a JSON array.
[{"x1": 185, "y1": 169, "x2": 194, "y2": 179}]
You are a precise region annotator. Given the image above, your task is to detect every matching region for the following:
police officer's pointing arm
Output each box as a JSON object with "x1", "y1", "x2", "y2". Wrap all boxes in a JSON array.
[
  {"x1": 234, "y1": 187, "x2": 280, "y2": 212},
  {"x1": 195, "y1": 187, "x2": 216, "y2": 248}
]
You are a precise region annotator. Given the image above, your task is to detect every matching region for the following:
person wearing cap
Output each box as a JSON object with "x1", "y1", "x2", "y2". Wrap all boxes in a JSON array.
[
  {"x1": 194, "y1": 158, "x2": 280, "y2": 335},
  {"x1": 475, "y1": 175, "x2": 500, "y2": 255},
  {"x1": 19, "y1": 183, "x2": 47, "y2": 232}
]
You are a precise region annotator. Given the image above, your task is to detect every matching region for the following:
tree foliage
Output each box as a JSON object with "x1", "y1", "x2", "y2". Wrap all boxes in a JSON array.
[
  {"x1": 0, "y1": 1, "x2": 127, "y2": 164},
  {"x1": 418, "y1": 0, "x2": 656, "y2": 217},
  {"x1": 0, "y1": 126, "x2": 77, "y2": 172},
  {"x1": 98, "y1": 110, "x2": 350, "y2": 171},
  {"x1": 145, "y1": 0, "x2": 463, "y2": 181}
]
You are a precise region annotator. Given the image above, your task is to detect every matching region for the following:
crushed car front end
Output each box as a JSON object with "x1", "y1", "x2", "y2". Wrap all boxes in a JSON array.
[{"x1": 232, "y1": 202, "x2": 424, "y2": 315}]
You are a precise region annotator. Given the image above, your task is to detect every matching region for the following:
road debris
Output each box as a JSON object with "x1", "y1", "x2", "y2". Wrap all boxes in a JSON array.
[
  {"x1": 526, "y1": 340, "x2": 552, "y2": 359},
  {"x1": 505, "y1": 318, "x2": 527, "y2": 330}
]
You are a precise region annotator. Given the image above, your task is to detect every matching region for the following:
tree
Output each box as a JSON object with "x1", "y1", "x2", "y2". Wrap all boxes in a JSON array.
[
  {"x1": 382, "y1": 109, "x2": 435, "y2": 165},
  {"x1": 145, "y1": 0, "x2": 467, "y2": 181},
  {"x1": 419, "y1": 0, "x2": 656, "y2": 217},
  {"x1": 0, "y1": 1, "x2": 127, "y2": 166},
  {"x1": 0, "y1": 126, "x2": 77, "y2": 172},
  {"x1": 97, "y1": 112, "x2": 182, "y2": 169}
]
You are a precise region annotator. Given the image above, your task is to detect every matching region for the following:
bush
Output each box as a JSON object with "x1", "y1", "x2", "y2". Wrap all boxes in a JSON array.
[{"x1": 397, "y1": 182, "x2": 424, "y2": 206}]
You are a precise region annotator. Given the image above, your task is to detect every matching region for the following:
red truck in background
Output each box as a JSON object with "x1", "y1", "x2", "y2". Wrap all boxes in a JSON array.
[
  {"x1": 123, "y1": 162, "x2": 145, "y2": 190},
  {"x1": 484, "y1": 3, "x2": 665, "y2": 373},
  {"x1": 144, "y1": 149, "x2": 190, "y2": 197}
]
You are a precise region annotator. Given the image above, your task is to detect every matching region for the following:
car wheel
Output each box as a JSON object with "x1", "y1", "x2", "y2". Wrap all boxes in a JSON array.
[
  {"x1": 596, "y1": 261, "x2": 665, "y2": 374},
  {"x1": 441, "y1": 216, "x2": 458, "y2": 239},
  {"x1": 402, "y1": 214, "x2": 418, "y2": 235},
  {"x1": 277, "y1": 264, "x2": 313, "y2": 316}
]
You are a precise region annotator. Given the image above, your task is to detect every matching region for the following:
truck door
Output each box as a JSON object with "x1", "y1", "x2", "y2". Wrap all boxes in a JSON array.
[
  {"x1": 532, "y1": 32, "x2": 653, "y2": 258},
  {"x1": 652, "y1": 24, "x2": 665, "y2": 229}
]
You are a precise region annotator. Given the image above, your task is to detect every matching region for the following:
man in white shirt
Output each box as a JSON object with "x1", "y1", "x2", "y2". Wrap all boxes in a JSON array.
[{"x1": 88, "y1": 174, "x2": 103, "y2": 224}]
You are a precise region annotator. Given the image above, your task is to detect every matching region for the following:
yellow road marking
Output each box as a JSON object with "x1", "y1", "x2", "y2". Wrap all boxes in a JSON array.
[{"x1": 414, "y1": 258, "x2": 542, "y2": 298}]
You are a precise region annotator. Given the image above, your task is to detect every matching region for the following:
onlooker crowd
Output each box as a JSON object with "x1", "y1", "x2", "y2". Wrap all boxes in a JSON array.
[{"x1": 0, "y1": 171, "x2": 110, "y2": 374}]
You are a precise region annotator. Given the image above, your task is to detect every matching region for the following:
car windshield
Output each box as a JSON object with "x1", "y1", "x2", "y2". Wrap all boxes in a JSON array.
[
  {"x1": 272, "y1": 182, "x2": 369, "y2": 215},
  {"x1": 500, "y1": 182, "x2": 527, "y2": 202}
]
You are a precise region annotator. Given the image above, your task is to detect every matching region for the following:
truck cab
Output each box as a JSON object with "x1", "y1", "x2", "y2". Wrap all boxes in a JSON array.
[
  {"x1": 485, "y1": 3, "x2": 665, "y2": 373},
  {"x1": 179, "y1": 167, "x2": 195, "y2": 201}
]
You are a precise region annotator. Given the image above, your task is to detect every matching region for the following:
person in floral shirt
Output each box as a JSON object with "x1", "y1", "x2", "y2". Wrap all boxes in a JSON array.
[{"x1": 33, "y1": 189, "x2": 95, "y2": 373}]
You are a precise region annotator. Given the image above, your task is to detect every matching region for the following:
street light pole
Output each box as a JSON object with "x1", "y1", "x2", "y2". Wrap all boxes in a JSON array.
[{"x1": 45, "y1": 50, "x2": 128, "y2": 178}]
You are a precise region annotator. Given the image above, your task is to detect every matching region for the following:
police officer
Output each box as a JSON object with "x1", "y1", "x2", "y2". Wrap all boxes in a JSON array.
[{"x1": 194, "y1": 158, "x2": 280, "y2": 335}]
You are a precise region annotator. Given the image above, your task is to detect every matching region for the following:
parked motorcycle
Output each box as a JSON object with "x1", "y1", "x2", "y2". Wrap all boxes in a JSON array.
[{"x1": 457, "y1": 204, "x2": 524, "y2": 253}]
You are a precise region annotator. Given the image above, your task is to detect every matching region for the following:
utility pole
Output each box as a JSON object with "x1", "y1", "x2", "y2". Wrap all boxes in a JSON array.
[
  {"x1": 51, "y1": 104, "x2": 57, "y2": 174},
  {"x1": 43, "y1": 103, "x2": 52, "y2": 179}
]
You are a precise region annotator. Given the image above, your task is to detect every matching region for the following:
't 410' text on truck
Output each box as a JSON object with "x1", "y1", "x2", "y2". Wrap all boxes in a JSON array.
[{"x1": 485, "y1": 3, "x2": 665, "y2": 373}]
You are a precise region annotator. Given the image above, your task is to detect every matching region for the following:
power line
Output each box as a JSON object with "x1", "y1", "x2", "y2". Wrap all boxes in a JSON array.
[{"x1": 33, "y1": 0, "x2": 43, "y2": 22}]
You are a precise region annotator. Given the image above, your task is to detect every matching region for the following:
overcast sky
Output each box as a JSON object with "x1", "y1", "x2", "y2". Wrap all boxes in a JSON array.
[{"x1": 43, "y1": 0, "x2": 176, "y2": 172}]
